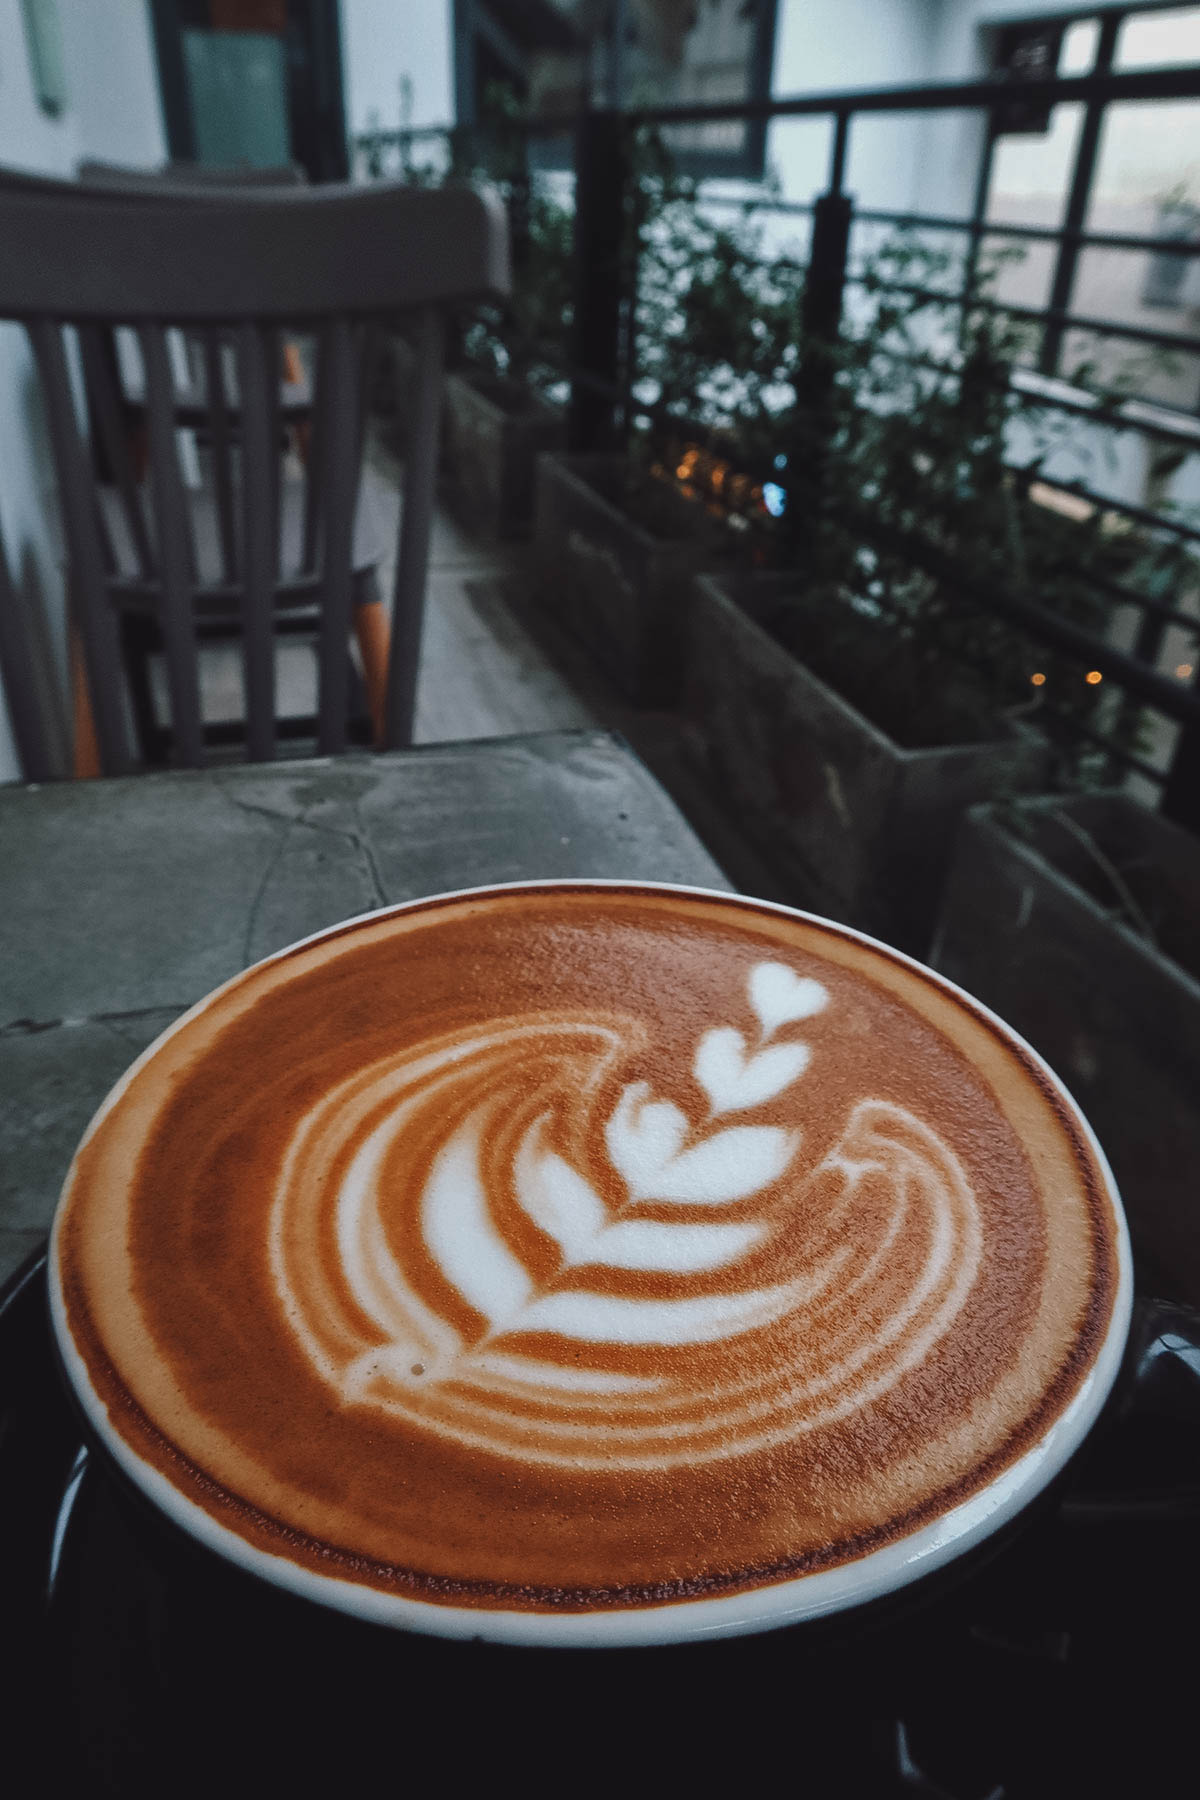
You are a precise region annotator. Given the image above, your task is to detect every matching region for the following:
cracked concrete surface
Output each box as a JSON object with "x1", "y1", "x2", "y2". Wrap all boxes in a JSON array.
[{"x1": 0, "y1": 730, "x2": 728, "y2": 1283}]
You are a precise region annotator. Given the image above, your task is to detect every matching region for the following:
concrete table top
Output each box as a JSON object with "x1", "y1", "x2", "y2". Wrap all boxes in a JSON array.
[{"x1": 0, "y1": 730, "x2": 730, "y2": 1283}]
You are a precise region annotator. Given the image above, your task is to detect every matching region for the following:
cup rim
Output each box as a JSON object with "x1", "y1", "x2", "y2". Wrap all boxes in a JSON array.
[{"x1": 49, "y1": 879, "x2": 1134, "y2": 1649}]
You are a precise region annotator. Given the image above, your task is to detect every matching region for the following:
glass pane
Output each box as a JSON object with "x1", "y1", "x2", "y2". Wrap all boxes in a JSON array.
[
  {"x1": 182, "y1": 30, "x2": 290, "y2": 169},
  {"x1": 985, "y1": 103, "x2": 1086, "y2": 316},
  {"x1": 1061, "y1": 17, "x2": 1101, "y2": 73},
  {"x1": 1076, "y1": 97, "x2": 1200, "y2": 408},
  {"x1": 980, "y1": 24, "x2": 1099, "y2": 322},
  {"x1": 1060, "y1": 321, "x2": 1200, "y2": 407},
  {"x1": 763, "y1": 115, "x2": 831, "y2": 206},
  {"x1": 1117, "y1": 6, "x2": 1200, "y2": 68}
]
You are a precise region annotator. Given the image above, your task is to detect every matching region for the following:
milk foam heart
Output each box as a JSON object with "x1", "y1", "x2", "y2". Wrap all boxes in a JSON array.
[
  {"x1": 694, "y1": 1027, "x2": 813, "y2": 1115},
  {"x1": 750, "y1": 962, "x2": 829, "y2": 1036},
  {"x1": 54, "y1": 885, "x2": 1120, "y2": 1613}
]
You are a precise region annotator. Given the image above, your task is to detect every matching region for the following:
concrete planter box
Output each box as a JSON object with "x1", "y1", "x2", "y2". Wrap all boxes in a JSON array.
[
  {"x1": 443, "y1": 371, "x2": 564, "y2": 540},
  {"x1": 933, "y1": 792, "x2": 1200, "y2": 1299},
  {"x1": 534, "y1": 452, "x2": 721, "y2": 705},
  {"x1": 684, "y1": 572, "x2": 1050, "y2": 955}
]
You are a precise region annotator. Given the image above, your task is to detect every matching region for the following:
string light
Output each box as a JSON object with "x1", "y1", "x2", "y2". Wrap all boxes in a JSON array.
[
  {"x1": 1085, "y1": 670, "x2": 1103, "y2": 685},
  {"x1": 1030, "y1": 672, "x2": 1046, "y2": 687},
  {"x1": 1177, "y1": 663, "x2": 1194, "y2": 680}
]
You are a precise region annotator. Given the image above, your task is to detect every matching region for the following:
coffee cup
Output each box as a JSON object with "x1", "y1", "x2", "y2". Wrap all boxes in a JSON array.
[{"x1": 49, "y1": 881, "x2": 1132, "y2": 1647}]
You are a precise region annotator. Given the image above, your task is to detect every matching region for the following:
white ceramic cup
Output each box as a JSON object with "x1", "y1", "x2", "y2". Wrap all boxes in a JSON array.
[{"x1": 49, "y1": 882, "x2": 1133, "y2": 1648}]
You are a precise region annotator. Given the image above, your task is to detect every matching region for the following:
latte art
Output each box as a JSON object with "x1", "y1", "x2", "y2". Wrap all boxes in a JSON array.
[
  {"x1": 271, "y1": 967, "x2": 982, "y2": 1469},
  {"x1": 53, "y1": 885, "x2": 1121, "y2": 1622}
]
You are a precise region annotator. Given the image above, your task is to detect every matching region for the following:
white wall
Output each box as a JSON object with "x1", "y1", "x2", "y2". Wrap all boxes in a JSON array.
[
  {"x1": 767, "y1": 0, "x2": 939, "y2": 209},
  {"x1": 63, "y1": 0, "x2": 166, "y2": 170},
  {"x1": 0, "y1": 0, "x2": 165, "y2": 781},
  {"x1": 765, "y1": 1, "x2": 1105, "y2": 214},
  {"x1": 915, "y1": 0, "x2": 1098, "y2": 218}
]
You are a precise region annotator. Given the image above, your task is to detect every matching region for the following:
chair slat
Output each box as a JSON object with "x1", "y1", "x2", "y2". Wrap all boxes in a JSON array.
[
  {"x1": 302, "y1": 329, "x2": 328, "y2": 573},
  {"x1": 315, "y1": 318, "x2": 360, "y2": 755},
  {"x1": 354, "y1": 323, "x2": 381, "y2": 481},
  {"x1": 235, "y1": 322, "x2": 278, "y2": 762},
  {"x1": 77, "y1": 325, "x2": 155, "y2": 579},
  {"x1": 385, "y1": 306, "x2": 444, "y2": 748},
  {"x1": 138, "y1": 323, "x2": 203, "y2": 767},
  {"x1": 5, "y1": 184, "x2": 509, "y2": 779},
  {"x1": 263, "y1": 327, "x2": 281, "y2": 605},
  {"x1": 203, "y1": 330, "x2": 239, "y2": 587},
  {"x1": 27, "y1": 320, "x2": 130, "y2": 774},
  {"x1": 0, "y1": 528, "x2": 55, "y2": 780}
]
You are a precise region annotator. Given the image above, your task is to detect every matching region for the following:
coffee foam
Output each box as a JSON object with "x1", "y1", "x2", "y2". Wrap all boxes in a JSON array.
[{"x1": 55, "y1": 886, "x2": 1120, "y2": 1611}]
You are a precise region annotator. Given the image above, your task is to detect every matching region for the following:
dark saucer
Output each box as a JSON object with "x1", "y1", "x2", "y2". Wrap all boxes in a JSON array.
[{"x1": 6, "y1": 1250, "x2": 1198, "y2": 1797}]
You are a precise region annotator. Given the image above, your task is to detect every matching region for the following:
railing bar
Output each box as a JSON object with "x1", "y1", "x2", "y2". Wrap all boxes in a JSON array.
[
  {"x1": 858, "y1": 209, "x2": 1200, "y2": 258},
  {"x1": 631, "y1": 66, "x2": 1200, "y2": 125},
  {"x1": 540, "y1": 343, "x2": 1200, "y2": 463},
  {"x1": 843, "y1": 274, "x2": 1200, "y2": 357},
  {"x1": 833, "y1": 338, "x2": 1200, "y2": 506},
  {"x1": 1034, "y1": 698, "x2": 1167, "y2": 784},
  {"x1": 138, "y1": 322, "x2": 203, "y2": 767},
  {"x1": 1042, "y1": 13, "x2": 1122, "y2": 378},
  {"x1": 1009, "y1": 377, "x2": 1200, "y2": 450},
  {"x1": 1044, "y1": 483, "x2": 1200, "y2": 547},
  {"x1": 1039, "y1": 567, "x2": 1198, "y2": 632},
  {"x1": 699, "y1": 194, "x2": 1200, "y2": 259},
  {"x1": 854, "y1": 512, "x2": 1200, "y2": 725},
  {"x1": 362, "y1": 65, "x2": 1200, "y2": 144}
]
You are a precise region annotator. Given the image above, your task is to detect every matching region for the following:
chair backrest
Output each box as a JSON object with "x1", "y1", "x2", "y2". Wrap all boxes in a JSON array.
[
  {"x1": 77, "y1": 158, "x2": 307, "y2": 190},
  {"x1": 0, "y1": 180, "x2": 509, "y2": 774}
]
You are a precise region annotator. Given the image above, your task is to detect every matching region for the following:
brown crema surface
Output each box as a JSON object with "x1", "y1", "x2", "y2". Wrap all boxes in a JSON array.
[{"x1": 55, "y1": 887, "x2": 1119, "y2": 1610}]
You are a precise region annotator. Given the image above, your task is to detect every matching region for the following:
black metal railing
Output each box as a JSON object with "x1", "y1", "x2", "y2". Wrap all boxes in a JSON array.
[{"x1": 355, "y1": 59, "x2": 1200, "y2": 830}]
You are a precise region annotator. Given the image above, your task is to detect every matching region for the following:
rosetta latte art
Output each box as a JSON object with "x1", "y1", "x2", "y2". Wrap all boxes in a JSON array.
[{"x1": 269, "y1": 960, "x2": 983, "y2": 1470}]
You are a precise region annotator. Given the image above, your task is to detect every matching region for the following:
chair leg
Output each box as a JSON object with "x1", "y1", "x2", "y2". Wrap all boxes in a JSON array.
[
  {"x1": 69, "y1": 620, "x2": 102, "y2": 780},
  {"x1": 120, "y1": 611, "x2": 167, "y2": 766},
  {"x1": 352, "y1": 570, "x2": 389, "y2": 748},
  {"x1": 283, "y1": 340, "x2": 311, "y2": 464}
]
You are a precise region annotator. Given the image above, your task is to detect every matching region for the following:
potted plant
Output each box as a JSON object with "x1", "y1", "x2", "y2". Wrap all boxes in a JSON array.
[
  {"x1": 680, "y1": 230, "x2": 1185, "y2": 954},
  {"x1": 534, "y1": 159, "x2": 804, "y2": 703},
  {"x1": 534, "y1": 445, "x2": 731, "y2": 703},
  {"x1": 685, "y1": 567, "x2": 1050, "y2": 953},
  {"x1": 442, "y1": 177, "x2": 573, "y2": 539},
  {"x1": 365, "y1": 97, "x2": 572, "y2": 537},
  {"x1": 932, "y1": 791, "x2": 1200, "y2": 1298}
]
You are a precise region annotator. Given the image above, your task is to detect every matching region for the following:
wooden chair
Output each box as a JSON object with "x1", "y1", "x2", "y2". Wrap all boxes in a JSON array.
[
  {"x1": 0, "y1": 179, "x2": 508, "y2": 774},
  {"x1": 75, "y1": 161, "x2": 315, "y2": 434}
]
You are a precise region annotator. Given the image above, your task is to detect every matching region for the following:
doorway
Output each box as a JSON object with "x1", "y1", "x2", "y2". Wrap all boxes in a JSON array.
[{"x1": 150, "y1": 0, "x2": 348, "y2": 180}]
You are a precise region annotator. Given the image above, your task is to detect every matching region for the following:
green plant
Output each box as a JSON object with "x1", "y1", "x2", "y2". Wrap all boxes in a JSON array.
[
  {"x1": 632, "y1": 130, "x2": 807, "y2": 472},
  {"x1": 631, "y1": 193, "x2": 1197, "y2": 768},
  {"x1": 828, "y1": 234, "x2": 1197, "y2": 765},
  {"x1": 381, "y1": 83, "x2": 575, "y2": 403},
  {"x1": 460, "y1": 182, "x2": 574, "y2": 399}
]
